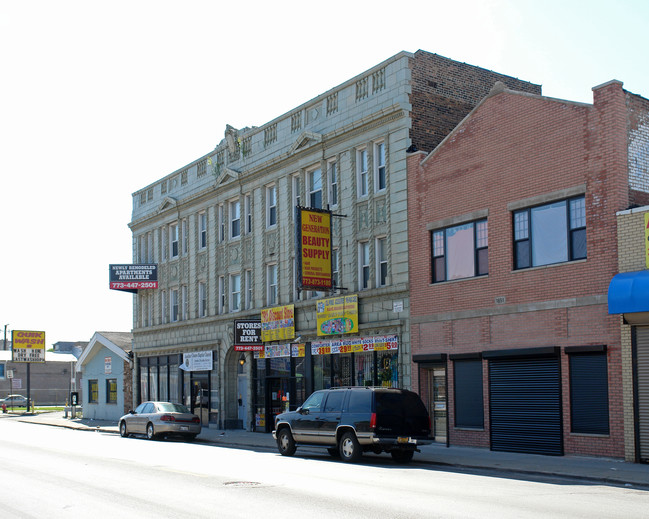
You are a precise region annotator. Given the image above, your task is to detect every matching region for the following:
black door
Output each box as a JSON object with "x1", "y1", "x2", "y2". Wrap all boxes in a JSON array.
[
  {"x1": 489, "y1": 357, "x2": 562, "y2": 455},
  {"x1": 266, "y1": 377, "x2": 290, "y2": 433}
]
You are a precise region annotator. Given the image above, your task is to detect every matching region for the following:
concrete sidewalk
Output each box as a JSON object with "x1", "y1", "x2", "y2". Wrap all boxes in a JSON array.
[{"x1": 8, "y1": 411, "x2": 649, "y2": 489}]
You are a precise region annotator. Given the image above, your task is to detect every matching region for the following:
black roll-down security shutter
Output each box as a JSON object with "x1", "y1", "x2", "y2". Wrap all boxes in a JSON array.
[{"x1": 486, "y1": 348, "x2": 563, "y2": 456}]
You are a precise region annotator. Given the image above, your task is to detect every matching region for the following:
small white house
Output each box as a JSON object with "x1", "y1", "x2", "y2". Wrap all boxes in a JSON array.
[{"x1": 77, "y1": 332, "x2": 132, "y2": 421}]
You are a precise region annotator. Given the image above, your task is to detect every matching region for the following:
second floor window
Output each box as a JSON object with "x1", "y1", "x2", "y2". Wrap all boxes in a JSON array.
[
  {"x1": 357, "y1": 149, "x2": 368, "y2": 197},
  {"x1": 230, "y1": 273, "x2": 241, "y2": 312},
  {"x1": 267, "y1": 263, "x2": 278, "y2": 305},
  {"x1": 267, "y1": 186, "x2": 277, "y2": 227},
  {"x1": 170, "y1": 288, "x2": 179, "y2": 322},
  {"x1": 376, "y1": 237, "x2": 388, "y2": 287},
  {"x1": 245, "y1": 194, "x2": 252, "y2": 234},
  {"x1": 375, "y1": 142, "x2": 386, "y2": 191},
  {"x1": 359, "y1": 241, "x2": 370, "y2": 290},
  {"x1": 198, "y1": 282, "x2": 207, "y2": 317},
  {"x1": 170, "y1": 224, "x2": 179, "y2": 259},
  {"x1": 329, "y1": 161, "x2": 338, "y2": 207},
  {"x1": 199, "y1": 213, "x2": 207, "y2": 249},
  {"x1": 309, "y1": 168, "x2": 322, "y2": 209},
  {"x1": 432, "y1": 219, "x2": 488, "y2": 283},
  {"x1": 514, "y1": 196, "x2": 586, "y2": 270}
]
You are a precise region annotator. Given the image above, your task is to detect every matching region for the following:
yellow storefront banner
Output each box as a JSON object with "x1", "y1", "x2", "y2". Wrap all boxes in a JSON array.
[
  {"x1": 260, "y1": 304, "x2": 295, "y2": 342},
  {"x1": 299, "y1": 208, "x2": 332, "y2": 290},
  {"x1": 316, "y1": 295, "x2": 359, "y2": 336},
  {"x1": 12, "y1": 330, "x2": 46, "y2": 363}
]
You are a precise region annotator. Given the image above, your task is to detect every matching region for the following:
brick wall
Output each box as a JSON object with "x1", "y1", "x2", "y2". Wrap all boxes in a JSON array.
[
  {"x1": 409, "y1": 50, "x2": 542, "y2": 153},
  {"x1": 408, "y1": 81, "x2": 635, "y2": 458}
]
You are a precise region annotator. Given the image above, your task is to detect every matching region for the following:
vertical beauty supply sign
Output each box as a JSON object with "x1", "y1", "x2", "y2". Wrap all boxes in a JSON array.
[{"x1": 296, "y1": 207, "x2": 333, "y2": 291}]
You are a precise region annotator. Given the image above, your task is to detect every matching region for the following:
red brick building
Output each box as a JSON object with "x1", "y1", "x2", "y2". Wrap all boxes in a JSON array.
[{"x1": 407, "y1": 80, "x2": 649, "y2": 458}]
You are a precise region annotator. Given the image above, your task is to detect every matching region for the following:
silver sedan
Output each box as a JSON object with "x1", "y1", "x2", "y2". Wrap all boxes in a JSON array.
[{"x1": 119, "y1": 401, "x2": 201, "y2": 441}]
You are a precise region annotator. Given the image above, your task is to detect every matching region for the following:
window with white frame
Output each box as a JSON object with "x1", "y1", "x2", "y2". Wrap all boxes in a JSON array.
[
  {"x1": 244, "y1": 194, "x2": 252, "y2": 234},
  {"x1": 218, "y1": 276, "x2": 225, "y2": 314},
  {"x1": 359, "y1": 241, "x2": 370, "y2": 290},
  {"x1": 230, "y1": 199, "x2": 241, "y2": 239},
  {"x1": 170, "y1": 224, "x2": 179, "y2": 259},
  {"x1": 292, "y1": 175, "x2": 301, "y2": 210},
  {"x1": 198, "y1": 282, "x2": 207, "y2": 317},
  {"x1": 267, "y1": 185, "x2": 277, "y2": 228},
  {"x1": 245, "y1": 269, "x2": 253, "y2": 310},
  {"x1": 170, "y1": 288, "x2": 179, "y2": 322},
  {"x1": 376, "y1": 237, "x2": 388, "y2": 287},
  {"x1": 147, "y1": 232, "x2": 154, "y2": 262},
  {"x1": 328, "y1": 161, "x2": 338, "y2": 208},
  {"x1": 181, "y1": 219, "x2": 188, "y2": 255},
  {"x1": 181, "y1": 285, "x2": 188, "y2": 320},
  {"x1": 513, "y1": 196, "x2": 586, "y2": 270},
  {"x1": 140, "y1": 294, "x2": 148, "y2": 327},
  {"x1": 139, "y1": 235, "x2": 146, "y2": 263},
  {"x1": 148, "y1": 293, "x2": 153, "y2": 326},
  {"x1": 161, "y1": 290, "x2": 168, "y2": 324},
  {"x1": 309, "y1": 168, "x2": 322, "y2": 209},
  {"x1": 218, "y1": 204, "x2": 225, "y2": 242},
  {"x1": 199, "y1": 212, "x2": 207, "y2": 249},
  {"x1": 161, "y1": 227, "x2": 167, "y2": 261},
  {"x1": 375, "y1": 141, "x2": 386, "y2": 192},
  {"x1": 230, "y1": 273, "x2": 241, "y2": 312},
  {"x1": 357, "y1": 149, "x2": 368, "y2": 197},
  {"x1": 432, "y1": 219, "x2": 488, "y2": 283},
  {"x1": 332, "y1": 248, "x2": 339, "y2": 288},
  {"x1": 267, "y1": 263, "x2": 278, "y2": 305}
]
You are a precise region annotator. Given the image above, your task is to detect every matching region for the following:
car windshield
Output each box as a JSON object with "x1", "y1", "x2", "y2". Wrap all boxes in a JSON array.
[{"x1": 156, "y1": 403, "x2": 190, "y2": 413}]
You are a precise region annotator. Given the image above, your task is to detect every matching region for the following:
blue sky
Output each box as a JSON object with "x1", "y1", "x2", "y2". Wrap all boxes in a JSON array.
[{"x1": 1, "y1": 0, "x2": 647, "y2": 345}]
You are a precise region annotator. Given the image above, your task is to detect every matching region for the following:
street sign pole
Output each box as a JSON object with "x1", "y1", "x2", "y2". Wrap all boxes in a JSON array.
[{"x1": 27, "y1": 363, "x2": 31, "y2": 413}]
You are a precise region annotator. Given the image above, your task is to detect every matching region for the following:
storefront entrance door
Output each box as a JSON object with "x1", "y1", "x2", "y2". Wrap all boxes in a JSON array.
[
  {"x1": 266, "y1": 377, "x2": 290, "y2": 433},
  {"x1": 427, "y1": 367, "x2": 447, "y2": 443},
  {"x1": 191, "y1": 372, "x2": 210, "y2": 426}
]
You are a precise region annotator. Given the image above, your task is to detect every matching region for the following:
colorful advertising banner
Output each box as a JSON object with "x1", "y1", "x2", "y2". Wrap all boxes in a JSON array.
[
  {"x1": 12, "y1": 330, "x2": 46, "y2": 363},
  {"x1": 260, "y1": 304, "x2": 295, "y2": 342},
  {"x1": 254, "y1": 343, "x2": 306, "y2": 359},
  {"x1": 296, "y1": 207, "x2": 332, "y2": 290},
  {"x1": 109, "y1": 264, "x2": 158, "y2": 293},
  {"x1": 316, "y1": 295, "x2": 359, "y2": 336},
  {"x1": 234, "y1": 319, "x2": 263, "y2": 351},
  {"x1": 311, "y1": 335, "x2": 399, "y2": 356}
]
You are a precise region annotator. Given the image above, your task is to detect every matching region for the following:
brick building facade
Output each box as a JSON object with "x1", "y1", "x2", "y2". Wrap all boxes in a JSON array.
[{"x1": 408, "y1": 79, "x2": 649, "y2": 458}]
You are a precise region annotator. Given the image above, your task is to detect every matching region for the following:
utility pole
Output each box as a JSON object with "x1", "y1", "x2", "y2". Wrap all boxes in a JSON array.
[{"x1": 3, "y1": 324, "x2": 7, "y2": 350}]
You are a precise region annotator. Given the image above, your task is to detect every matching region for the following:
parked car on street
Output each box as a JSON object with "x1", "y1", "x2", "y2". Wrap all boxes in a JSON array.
[
  {"x1": 1, "y1": 394, "x2": 29, "y2": 408},
  {"x1": 119, "y1": 401, "x2": 201, "y2": 441},
  {"x1": 273, "y1": 387, "x2": 432, "y2": 463}
]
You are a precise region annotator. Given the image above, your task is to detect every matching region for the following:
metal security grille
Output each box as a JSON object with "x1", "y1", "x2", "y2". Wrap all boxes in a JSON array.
[
  {"x1": 489, "y1": 357, "x2": 562, "y2": 455},
  {"x1": 636, "y1": 327, "x2": 649, "y2": 462}
]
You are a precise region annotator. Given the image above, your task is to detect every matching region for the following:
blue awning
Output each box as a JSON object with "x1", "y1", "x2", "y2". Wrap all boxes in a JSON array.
[{"x1": 608, "y1": 271, "x2": 649, "y2": 314}]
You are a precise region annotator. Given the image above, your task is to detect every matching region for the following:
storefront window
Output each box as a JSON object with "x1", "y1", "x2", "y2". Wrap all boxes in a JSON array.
[
  {"x1": 313, "y1": 354, "x2": 332, "y2": 390},
  {"x1": 253, "y1": 358, "x2": 266, "y2": 432},
  {"x1": 354, "y1": 351, "x2": 375, "y2": 386},
  {"x1": 332, "y1": 354, "x2": 352, "y2": 386},
  {"x1": 378, "y1": 351, "x2": 398, "y2": 387},
  {"x1": 210, "y1": 353, "x2": 219, "y2": 424},
  {"x1": 159, "y1": 362, "x2": 168, "y2": 402},
  {"x1": 269, "y1": 357, "x2": 291, "y2": 376},
  {"x1": 169, "y1": 357, "x2": 179, "y2": 403},
  {"x1": 294, "y1": 356, "x2": 307, "y2": 407},
  {"x1": 150, "y1": 363, "x2": 159, "y2": 401},
  {"x1": 140, "y1": 364, "x2": 149, "y2": 402}
]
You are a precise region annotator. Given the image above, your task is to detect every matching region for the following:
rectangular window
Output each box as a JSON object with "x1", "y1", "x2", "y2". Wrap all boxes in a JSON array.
[
  {"x1": 198, "y1": 282, "x2": 207, "y2": 318},
  {"x1": 293, "y1": 175, "x2": 301, "y2": 210},
  {"x1": 332, "y1": 248, "x2": 339, "y2": 288},
  {"x1": 329, "y1": 161, "x2": 338, "y2": 208},
  {"x1": 357, "y1": 149, "x2": 368, "y2": 197},
  {"x1": 88, "y1": 380, "x2": 98, "y2": 404},
  {"x1": 230, "y1": 199, "x2": 241, "y2": 239},
  {"x1": 245, "y1": 269, "x2": 253, "y2": 310},
  {"x1": 181, "y1": 285, "x2": 188, "y2": 320},
  {"x1": 230, "y1": 273, "x2": 241, "y2": 312},
  {"x1": 199, "y1": 212, "x2": 207, "y2": 249},
  {"x1": 309, "y1": 168, "x2": 322, "y2": 209},
  {"x1": 161, "y1": 227, "x2": 167, "y2": 262},
  {"x1": 514, "y1": 196, "x2": 586, "y2": 269},
  {"x1": 139, "y1": 235, "x2": 146, "y2": 263},
  {"x1": 218, "y1": 204, "x2": 225, "y2": 242},
  {"x1": 432, "y1": 219, "x2": 488, "y2": 283},
  {"x1": 170, "y1": 223, "x2": 179, "y2": 259},
  {"x1": 376, "y1": 237, "x2": 388, "y2": 287},
  {"x1": 454, "y1": 359, "x2": 484, "y2": 428},
  {"x1": 106, "y1": 379, "x2": 117, "y2": 404},
  {"x1": 244, "y1": 194, "x2": 252, "y2": 234},
  {"x1": 375, "y1": 142, "x2": 386, "y2": 191},
  {"x1": 181, "y1": 219, "x2": 188, "y2": 255},
  {"x1": 359, "y1": 241, "x2": 370, "y2": 290},
  {"x1": 267, "y1": 263, "x2": 278, "y2": 305},
  {"x1": 218, "y1": 276, "x2": 225, "y2": 314},
  {"x1": 161, "y1": 290, "x2": 168, "y2": 324},
  {"x1": 170, "y1": 288, "x2": 179, "y2": 322},
  {"x1": 140, "y1": 294, "x2": 147, "y2": 327},
  {"x1": 147, "y1": 232, "x2": 154, "y2": 262},
  {"x1": 267, "y1": 185, "x2": 277, "y2": 227},
  {"x1": 569, "y1": 352, "x2": 609, "y2": 435}
]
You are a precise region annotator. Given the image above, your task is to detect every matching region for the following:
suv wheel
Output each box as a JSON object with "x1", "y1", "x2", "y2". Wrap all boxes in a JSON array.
[
  {"x1": 391, "y1": 450, "x2": 414, "y2": 463},
  {"x1": 339, "y1": 432, "x2": 362, "y2": 463},
  {"x1": 277, "y1": 428, "x2": 296, "y2": 456}
]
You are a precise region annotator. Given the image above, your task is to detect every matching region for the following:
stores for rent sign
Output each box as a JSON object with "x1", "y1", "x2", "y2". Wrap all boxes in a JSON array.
[
  {"x1": 12, "y1": 330, "x2": 46, "y2": 363},
  {"x1": 234, "y1": 320, "x2": 263, "y2": 351}
]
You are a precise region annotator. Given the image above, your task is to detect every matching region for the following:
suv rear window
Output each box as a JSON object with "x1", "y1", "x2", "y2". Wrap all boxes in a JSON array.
[
  {"x1": 347, "y1": 389, "x2": 372, "y2": 413},
  {"x1": 376, "y1": 391, "x2": 427, "y2": 417}
]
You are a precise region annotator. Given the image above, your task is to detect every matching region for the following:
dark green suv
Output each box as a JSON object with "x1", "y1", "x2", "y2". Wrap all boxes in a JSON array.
[{"x1": 272, "y1": 387, "x2": 432, "y2": 463}]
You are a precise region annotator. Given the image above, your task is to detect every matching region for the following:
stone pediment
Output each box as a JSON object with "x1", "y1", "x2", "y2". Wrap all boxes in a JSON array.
[
  {"x1": 158, "y1": 196, "x2": 177, "y2": 213},
  {"x1": 289, "y1": 131, "x2": 323, "y2": 155},
  {"x1": 215, "y1": 166, "x2": 240, "y2": 187}
]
